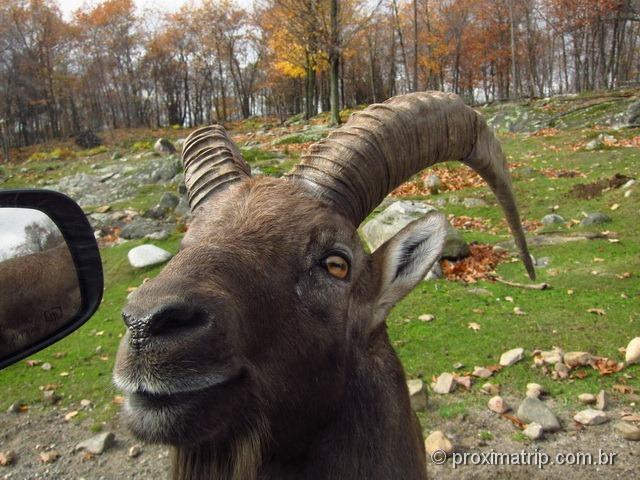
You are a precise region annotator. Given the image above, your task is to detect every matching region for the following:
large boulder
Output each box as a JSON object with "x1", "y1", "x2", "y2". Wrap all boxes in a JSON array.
[
  {"x1": 360, "y1": 200, "x2": 469, "y2": 269},
  {"x1": 120, "y1": 217, "x2": 170, "y2": 239},
  {"x1": 154, "y1": 138, "x2": 177, "y2": 155},
  {"x1": 626, "y1": 100, "x2": 640, "y2": 126},
  {"x1": 128, "y1": 245, "x2": 173, "y2": 268}
]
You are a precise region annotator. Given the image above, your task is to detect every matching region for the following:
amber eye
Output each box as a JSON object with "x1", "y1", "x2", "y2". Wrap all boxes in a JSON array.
[{"x1": 322, "y1": 255, "x2": 349, "y2": 280}]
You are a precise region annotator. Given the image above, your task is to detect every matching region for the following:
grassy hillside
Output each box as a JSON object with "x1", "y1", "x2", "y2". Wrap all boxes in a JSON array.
[{"x1": 1, "y1": 91, "x2": 638, "y2": 433}]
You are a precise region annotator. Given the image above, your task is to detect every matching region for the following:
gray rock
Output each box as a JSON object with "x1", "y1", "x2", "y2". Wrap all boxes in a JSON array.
[
  {"x1": 128, "y1": 444, "x2": 143, "y2": 457},
  {"x1": 581, "y1": 213, "x2": 611, "y2": 226},
  {"x1": 158, "y1": 192, "x2": 180, "y2": 211},
  {"x1": 626, "y1": 100, "x2": 640, "y2": 126},
  {"x1": 514, "y1": 166, "x2": 537, "y2": 178},
  {"x1": 542, "y1": 214, "x2": 565, "y2": 225},
  {"x1": 488, "y1": 395, "x2": 509, "y2": 414},
  {"x1": 622, "y1": 179, "x2": 636, "y2": 190},
  {"x1": 517, "y1": 397, "x2": 561, "y2": 432},
  {"x1": 432, "y1": 372, "x2": 455, "y2": 394},
  {"x1": 472, "y1": 367, "x2": 493, "y2": 378},
  {"x1": 595, "y1": 390, "x2": 609, "y2": 411},
  {"x1": 462, "y1": 197, "x2": 487, "y2": 208},
  {"x1": 120, "y1": 218, "x2": 170, "y2": 239},
  {"x1": 564, "y1": 351, "x2": 592, "y2": 368},
  {"x1": 424, "y1": 261, "x2": 443, "y2": 280},
  {"x1": 424, "y1": 431, "x2": 453, "y2": 456},
  {"x1": 535, "y1": 257, "x2": 550, "y2": 268},
  {"x1": 7, "y1": 402, "x2": 22, "y2": 413},
  {"x1": 145, "y1": 231, "x2": 169, "y2": 241},
  {"x1": 407, "y1": 379, "x2": 427, "y2": 411},
  {"x1": 75, "y1": 432, "x2": 115, "y2": 455},
  {"x1": 468, "y1": 287, "x2": 491, "y2": 296},
  {"x1": 127, "y1": 245, "x2": 173, "y2": 268},
  {"x1": 174, "y1": 196, "x2": 191, "y2": 218},
  {"x1": 424, "y1": 174, "x2": 441, "y2": 194},
  {"x1": 151, "y1": 156, "x2": 181, "y2": 183},
  {"x1": 578, "y1": 393, "x2": 596, "y2": 404},
  {"x1": 111, "y1": 152, "x2": 122, "y2": 160},
  {"x1": 574, "y1": 409, "x2": 608, "y2": 426},
  {"x1": 500, "y1": 347, "x2": 524, "y2": 367},
  {"x1": 615, "y1": 421, "x2": 640, "y2": 441},
  {"x1": 441, "y1": 226, "x2": 470, "y2": 260},
  {"x1": 41, "y1": 362, "x2": 52, "y2": 371},
  {"x1": 154, "y1": 138, "x2": 177, "y2": 155},
  {"x1": 175, "y1": 138, "x2": 187, "y2": 152},
  {"x1": 42, "y1": 390, "x2": 61, "y2": 405},
  {"x1": 523, "y1": 422, "x2": 544, "y2": 440},
  {"x1": 540, "y1": 348, "x2": 563, "y2": 365}
]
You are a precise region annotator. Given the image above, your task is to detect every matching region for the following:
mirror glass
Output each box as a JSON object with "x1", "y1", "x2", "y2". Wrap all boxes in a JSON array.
[{"x1": 0, "y1": 208, "x2": 81, "y2": 360}]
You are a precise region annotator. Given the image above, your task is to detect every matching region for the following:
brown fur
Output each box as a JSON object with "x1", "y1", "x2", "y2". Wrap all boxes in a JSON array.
[{"x1": 115, "y1": 177, "x2": 430, "y2": 479}]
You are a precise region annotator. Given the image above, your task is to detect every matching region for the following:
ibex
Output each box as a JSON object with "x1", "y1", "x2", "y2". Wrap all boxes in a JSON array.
[{"x1": 114, "y1": 92, "x2": 534, "y2": 479}]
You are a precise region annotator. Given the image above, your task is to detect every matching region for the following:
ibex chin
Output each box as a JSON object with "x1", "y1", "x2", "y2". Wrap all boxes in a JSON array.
[{"x1": 114, "y1": 92, "x2": 534, "y2": 479}]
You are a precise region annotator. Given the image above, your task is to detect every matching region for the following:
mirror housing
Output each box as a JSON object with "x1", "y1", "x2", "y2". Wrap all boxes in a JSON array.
[{"x1": 0, "y1": 189, "x2": 103, "y2": 370}]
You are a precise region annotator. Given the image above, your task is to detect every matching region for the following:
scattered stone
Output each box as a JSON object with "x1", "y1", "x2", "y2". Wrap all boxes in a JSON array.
[
  {"x1": 542, "y1": 214, "x2": 565, "y2": 225},
  {"x1": 554, "y1": 362, "x2": 569, "y2": 379},
  {"x1": 432, "y1": 373, "x2": 456, "y2": 394},
  {"x1": 120, "y1": 217, "x2": 172, "y2": 239},
  {"x1": 111, "y1": 152, "x2": 122, "y2": 160},
  {"x1": 626, "y1": 99, "x2": 640, "y2": 126},
  {"x1": 454, "y1": 376, "x2": 472, "y2": 390},
  {"x1": 452, "y1": 362, "x2": 464, "y2": 370},
  {"x1": 625, "y1": 337, "x2": 640, "y2": 364},
  {"x1": 424, "y1": 174, "x2": 441, "y2": 194},
  {"x1": 158, "y1": 192, "x2": 180, "y2": 211},
  {"x1": 488, "y1": 396, "x2": 509, "y2": 414},
  {"x1": 462, "y1": 197, "x2": 487, "y2": 208},
  {"x1": 154, "y1": 138, "x2": 177, "y2": 155},
  {"x1": 424, "y1": 431, "x2": 454, "y2": 456},
  {"x1": 468, "y1": 287, "x2": 491, "y2": 296},
  {"x1": 75, "y1": 432, "x2": 115, "y2": 455},
  {"x1": 41, "y1": 362, "x2": 52, "y2": 371},
  {"x1": 64, "y1": 410, "x2": 79, "y2": 421},
  {"x1": 145, "y1": 230, "x2": 169, "y2": 241},
  {"x1": 80, "y1": 399, "x2": 91, "y2": 408},
  {"x1": 578, "y1": 393, "x2": 596, "y2": 404},
  {"x1": 361, "y1": 201, "x2": 469, "y2": 264},
  {"x1": 406, "y1": 379, "x2": 427, "y2": 411},
  {"x1": 595, "y1": 390, "x2": 609, "y2": 411},
  {"x1": 128, "y1": 444, "x2": 143, "y2": 458},
  {"x1": 615, "y1": 421, "x2": 640, "y2": 441},
  {"x1": 418, "y1": 314, "x2": 435, "y2": 322},
  {"x1": 472, "y1": 366, "x2": 493, "y2": 378},
  {"x1": 580, "y1": 213, "x2": 611, "y2": 226},
  {"x1": 7, "y1": 402, "x2": 22, "y2": 413},
  {"x1": 574, "y1": 409, "x2": 608, "y2": 426},
  {"x1": 127, "y1": 245, "x2": 173, "y2": 268},
  {"x1": 522, "y1": 422, "x2": 544, "y2": 440},
  {"x1": 42, "y1": 390, "x2": 61, "y2": 405},
  {"x1": 526, "y1": 383, "x2": 544, "y2": 398},
  {"x1": 534, "y1": 257, "x2": 550, "y2": 268},
  {"x1": 0, "y1": 450, "x2": 16, "y2": 466},
  {"x1": 622, "y1": 179, "x2": 636, "y2": 190},
  {"x1": 481, "y1": 383, "x2": 500, "y2": 396},
  {"x1": 95, "y1": 205, "x2": 111, "y2": 213},
  {"x1": 564, "y1": 351, "x2": 592, "y2": 368},
  {"x1": 500, "y1": 347, "x2": 524, "y2": 367},
  {"x1": 517, "y1": 397, "x2": 561, "y2": 432},
  {"x1": 540, "y1": 348, "x2": 563, "y2": 365},
  {"x1": 39, "y1": 450, "x2": 60, "y2": 463}
]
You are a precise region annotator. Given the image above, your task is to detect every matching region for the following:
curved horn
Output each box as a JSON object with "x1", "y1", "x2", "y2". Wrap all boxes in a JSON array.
[
  {"x1": 181, "y1": 125, "x2": 251, "y2": 210},
  {"x1": 286, "y1": 91, "x2": 535, "y2": 279}
]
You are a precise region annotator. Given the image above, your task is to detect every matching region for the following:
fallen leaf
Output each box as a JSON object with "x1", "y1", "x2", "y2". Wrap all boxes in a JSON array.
[
  {"x1": 19, "y1": 405, "x2": 29, "y2": 413},
  {"x1": 501, "y1": 413, "x2": 526, "y2": 430},
  {"x1": 567, "y1": 289, "x2": 574, "y2": 295},
  {"x1": 0, "y1": 451, "x2": 15, "y2": 466},
  {"x1": 468, "y1": 322, "x2": 481, "y2": 331},
  {"x1": 59, "y1": 372, "x2": 70, "y2": 377},
  {"x1": 513, "y1": 307, "x2": 526, "y2": 316},
  {"x1": 99, "y1": 356, "x2": 110, "y2": 361},
  {"x1": 487, "y1": 364, "x2": 503, "y2": 373},
  {"x1": 593, "y1": 257, "x2": 605, "y2": 262},
  {"x1": 505, "y1": 296, "x2": 514, "y2": 303},
  {"x1": 573, "y1": 370, "x2": 588, "y2": 379},
  {"x1": 617, "y1": 272, "x2": 631, "y2": 279},
  {"x1": 610, "y1": 203, "x2": 619, "y2": 210},
  {"x1": 592, "y1": 358, "x2": 624, "y2": 375},
  {"x1": 25, "y1": 359, "x2": 41, "y2": 367},
  {"x1": 81, "y1": 451, "x2": 95, "y2": 462},
  {"x1": 53, "y1": 352, "x2": 67, "y2": 359},
  {"x1": 39, "y1": 450, "x2": 59, "y2": 463},
  {"x1": 41, "y1": 383, "x2": 59, "y2": 391},
  {"x1": 113, "y1": 395, "x2": 124, "y2": 405},
  {"x1": 587, "y1": 308, "x2": 606, "y2": 316},
  {"x1": 613, "y1": 384, "x2": 636, "y2": 394}
]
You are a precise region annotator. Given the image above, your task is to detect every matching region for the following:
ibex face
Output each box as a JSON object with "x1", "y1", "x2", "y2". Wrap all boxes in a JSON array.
[{"x1": 114, "y1": 92, "x2": 534, "y2": 450}]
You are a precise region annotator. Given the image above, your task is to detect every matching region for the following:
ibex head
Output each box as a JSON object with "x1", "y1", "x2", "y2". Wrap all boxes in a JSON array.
[{"x1": 114, "y1": 92, "x2": 533, "y2": 458}]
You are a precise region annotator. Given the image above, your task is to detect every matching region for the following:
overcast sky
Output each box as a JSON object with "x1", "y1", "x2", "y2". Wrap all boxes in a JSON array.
[{"x1": 57, "y1": 0, "x2": 253, "y2": 20}]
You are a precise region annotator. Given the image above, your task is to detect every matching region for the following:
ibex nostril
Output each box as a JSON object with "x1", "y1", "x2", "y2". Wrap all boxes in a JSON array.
[{"x1": 123, "y1": 303, "x2": 207, "y2": 346}]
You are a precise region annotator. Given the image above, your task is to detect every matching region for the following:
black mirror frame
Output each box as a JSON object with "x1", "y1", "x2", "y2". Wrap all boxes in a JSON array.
[{"x1": 0, "y1": 189, "x2": 103, "y2": 369}]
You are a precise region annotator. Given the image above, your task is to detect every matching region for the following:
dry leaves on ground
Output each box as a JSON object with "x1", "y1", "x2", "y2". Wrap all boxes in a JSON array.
[
  {"x1": 441, "y1": 244, "x2": 508, "y2": 283},
  {"x1": 448, "y1": 214, "x2": 489, "y2": 231}
]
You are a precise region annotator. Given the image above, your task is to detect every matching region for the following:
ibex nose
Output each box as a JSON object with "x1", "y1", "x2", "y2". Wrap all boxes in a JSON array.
[{"x1": 122, "y1": 303, "x2": 208, "y2": 348}]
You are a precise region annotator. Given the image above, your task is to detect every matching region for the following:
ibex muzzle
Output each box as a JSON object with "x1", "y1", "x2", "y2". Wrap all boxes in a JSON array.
[{"x1": 114, "y1": 92, "x2": 534, "y2": 479}]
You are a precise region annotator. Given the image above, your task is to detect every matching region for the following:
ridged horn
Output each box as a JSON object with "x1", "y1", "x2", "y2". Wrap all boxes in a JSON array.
[
  {"x1": 182, "y1": 125, "x2": 251, "y2": 210},
  {"x1": 286, "y1": 91, "x2": 535, "y2": 280}
]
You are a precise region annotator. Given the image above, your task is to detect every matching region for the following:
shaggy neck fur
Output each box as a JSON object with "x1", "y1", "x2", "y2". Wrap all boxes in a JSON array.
[{"x1": 171, "y1": 417, "x2": 268, "y2": 480}]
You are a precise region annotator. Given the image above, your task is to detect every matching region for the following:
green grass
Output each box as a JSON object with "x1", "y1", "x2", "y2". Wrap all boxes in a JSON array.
[{"x1": 1, "y1": 100, "x2": 638, "y2": 432}]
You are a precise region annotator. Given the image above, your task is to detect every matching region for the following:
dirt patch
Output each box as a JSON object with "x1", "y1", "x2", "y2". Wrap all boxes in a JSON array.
[
  {"x1": 569, "y1": 173, "x2": 634, "y2": 200},
  {"x1": 427, "y1": 395, "x2": 639, "y2": 480}
]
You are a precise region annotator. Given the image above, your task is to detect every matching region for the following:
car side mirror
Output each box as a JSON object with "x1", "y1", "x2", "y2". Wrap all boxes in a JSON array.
[{"x1": 0, "y1": 190, "x2": 103, "y2": 370}]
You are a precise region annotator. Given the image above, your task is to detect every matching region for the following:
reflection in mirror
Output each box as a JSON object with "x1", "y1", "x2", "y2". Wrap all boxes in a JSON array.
[{"x1": 0, "y1": 208, "x2": 81, "y2": 359}]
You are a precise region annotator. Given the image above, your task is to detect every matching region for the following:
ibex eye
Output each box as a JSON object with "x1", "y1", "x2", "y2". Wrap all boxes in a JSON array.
[{"x1": 322, "y1": 255, "x2": 349, "y2": 280}]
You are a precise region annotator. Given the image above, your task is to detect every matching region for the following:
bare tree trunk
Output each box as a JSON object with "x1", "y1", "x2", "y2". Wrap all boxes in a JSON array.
[
  {"x1": 391, "y1": 0, "x2": 411, "y2": 92},
  {"x1": 329, "y1": 0, "x2": 341, "y2": 125},
  {"x1": 412, "y1": 0, "x2": 418, "y2": 91}
]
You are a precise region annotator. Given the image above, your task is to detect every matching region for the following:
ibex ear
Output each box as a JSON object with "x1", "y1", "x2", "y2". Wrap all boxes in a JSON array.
[{"x1": 371, "y1": 211, "x2": 447, "y2": 328}]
